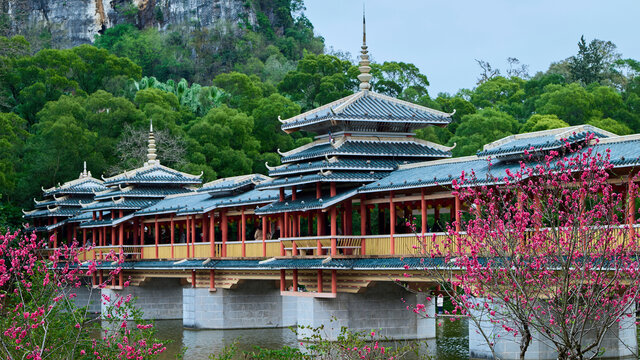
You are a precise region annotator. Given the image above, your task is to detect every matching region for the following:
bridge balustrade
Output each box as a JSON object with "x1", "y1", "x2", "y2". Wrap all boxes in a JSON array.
[{"x1": 51, "y1": 225, "x2": 639, "y2": 262}]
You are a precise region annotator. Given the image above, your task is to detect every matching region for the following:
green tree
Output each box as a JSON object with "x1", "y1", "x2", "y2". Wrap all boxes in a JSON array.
[
  {"x1": 18, "y1": 96, "x2": 98, "y2": 205},
  {"x1": 520, "y1": 114, "x2": 569, "y2": 133},
  {"x1": 448, "y1": 108, "x2": 519, "y2": 156},
  {"x1": 251, "y1": 93, "x2": 302, "y2": 153},
  {"x1": 213, "y1": 72, "x2": 266, "y2": 113},
  {"x1": 535, "y1": 83, "x2": 596, "y2": 125},
  {"x1": 184, "y1": 106, "x2": 260, "y2": 179},
  {"x1": 370, "y1": 61, "x2": 430, "y2": 102},
  {"x1": 587, "y1": 117, "x2": 633, "y2": 135},
  {"x1": 568, "y1": 36, "x2": 620, "y2": 85},
  {"x1": 470, "y1": 76, "x2": 527, "y2": 119},
  {"x1": 0, "y1": 113, "x2": 28, "y2": 202},
  {"x1": 278, "y1": 53, "x2": 356, "y2": 111}
]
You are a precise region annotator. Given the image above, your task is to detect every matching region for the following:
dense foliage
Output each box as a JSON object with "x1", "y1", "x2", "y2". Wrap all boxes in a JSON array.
[{"x1": 0, "y1": 1, "x2": 639, "y2": 229}]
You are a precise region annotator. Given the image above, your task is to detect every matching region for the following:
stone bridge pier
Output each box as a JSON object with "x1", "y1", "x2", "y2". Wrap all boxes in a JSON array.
[
  {"x1": 101, "y1": 277, "x2": 185, "y2": 320},
  {"x1": 296, "y1": 282, "x2": 435, "y2": 341},
  {"x1": 469, "y1": 301, "x2": 638, "y2": 360},
  {"x1": 183, "y1": 280, "x2": 296, "y2": 329}
]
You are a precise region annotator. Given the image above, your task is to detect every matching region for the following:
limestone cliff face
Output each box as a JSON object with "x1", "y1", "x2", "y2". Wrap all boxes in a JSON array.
[{"x1": 0, "y1": 0, "x2": 256, "y2": 48}]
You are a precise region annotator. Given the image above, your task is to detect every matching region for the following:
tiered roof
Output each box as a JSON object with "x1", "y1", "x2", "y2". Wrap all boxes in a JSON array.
[
  {"x1": 279, "y1": 91, "x2": 452, "y2": 133},
  {"x1": 23, "y1": 163, "x2": 107, "y2": 231},
  {"x1": 258, "y1": 20, "x2": 454, "y2": 196},
  {"x1": 75, "y1": 122, "x2": 202, "y2": 228}
]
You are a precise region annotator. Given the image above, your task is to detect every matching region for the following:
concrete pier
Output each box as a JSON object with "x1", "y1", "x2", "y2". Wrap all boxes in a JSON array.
[
  {"x1": 296, "y1": 282, "x2": 435, "y2": 341},
  {"x1": 469, "y1": 302, "x2": 638, "y2": 359},
  {"x1": 183, "y1": 280, "x2": 297, "y2": 329},
  {"x1": 101, "y1": 278, "x2": 184, "y2": 320}
]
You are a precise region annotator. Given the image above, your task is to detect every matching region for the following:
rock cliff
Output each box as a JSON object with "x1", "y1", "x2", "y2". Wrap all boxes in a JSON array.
[{"x1": 0, "y1": 0, "x2": 256, "y2": 48}]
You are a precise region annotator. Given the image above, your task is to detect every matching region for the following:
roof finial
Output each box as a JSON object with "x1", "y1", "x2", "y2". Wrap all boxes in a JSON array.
[
  {"x1": 146, "y1": 119, "x2": 158, "y2": 165},
  {"x1": 79, "y1": 161, "x2": 89, "y2": 178},
  {"x1": 357, "y1": 4, "x2": 372, "y2": 91}
]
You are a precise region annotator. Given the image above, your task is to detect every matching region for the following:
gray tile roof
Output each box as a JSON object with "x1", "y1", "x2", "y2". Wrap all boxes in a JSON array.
[
  {"x1": 280, "y1": 91, "x2": 452, "y2": 133},
  {"x1": 199, "y1": 174, "x2": 270, "y2": 194},
  {"x1": 94, "y1": 187, "x2": 192, "y2": 200},
  {"x1": 478, "y1": 125, "x2": 613, "y2": 159},
  {"x1": 256, "y1": 171, "x2": 386, "y2": 190},
  {"x1": 80, "y1": 198, "x2": 160, "y2": 211},
  {"x1": 43, "y1": 177, "x2": 107, "y2": 196},
  {"x1": 280, "y1": 139, "x2": 451, "y2": 164},
  {"x1": 268, "y1": 158, "x2": 409, "y2": 176},
  {"x1": 103, "y1": 164, "x2": 202, "y2": 186},
  {"x1": 255, "y1": 188, "x2": 358, "y2": 215}
]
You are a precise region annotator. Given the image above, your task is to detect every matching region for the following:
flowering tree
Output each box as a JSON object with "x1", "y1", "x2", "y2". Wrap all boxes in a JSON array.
[
  {"x1": 415, "y1": 139, "x2": 640, "y2": 360},
  {"x1": 0, "y1": 229, "x2": 166, "y2": 360}
]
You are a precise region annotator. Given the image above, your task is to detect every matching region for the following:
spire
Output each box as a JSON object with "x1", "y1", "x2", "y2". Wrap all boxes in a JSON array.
[
  {"x1": 79, "y1": 161, "x2": 91, "y2": 178},
  {"x1": 146, "y1": 119, "x2": 158, "y2": 165},
  {"x1": 357, "y1": 4, "x2": 372, "y2": 91}
]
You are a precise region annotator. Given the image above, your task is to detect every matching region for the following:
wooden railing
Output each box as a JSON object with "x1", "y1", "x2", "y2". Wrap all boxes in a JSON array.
[{"x1": 44, "y1": 224, "x2": 640, "y2": 262}]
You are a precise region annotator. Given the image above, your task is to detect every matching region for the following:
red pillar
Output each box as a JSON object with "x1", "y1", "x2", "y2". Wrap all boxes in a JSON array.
[
  {"x1": 317, "y1": 210, "x2": 324, "y2": 254},
  {"x1": 241, "y1": 208, "x2": 246, "y2": 257},
  {"x1": 202, "y1": 214, "x2": 208, "y2": 244},
  {"x1": 421, "y1": 188, "x2": 427, "y2": 237},
  {"x1": 278, "y1": 215, "x2": 285, "y2": 256},
  {"x1": 191, "y1": 215, "x2": 196, "y2": 256},
  {"x1": 390, "y1": 191, "x2": 395, "y2": 255},
  {"x1": 221, "y1": 211, "x2": 228, "y2": 257},
  {"x1": 82, "y1": 228, "x2": 87, "y2": 247},
  {"x1": 331, "y1": 270, "x2": 337, "y2": 294},
  {"x1": 111, "y1": 224, "x2": 115, "y2": 246},
  {"x1": 210, "y1": 212, "x2": 216, "y2": 257},
  {"x1": 280, "y1": 269, "x2": 286, "y2": 292},
  {"x1": 191, "y1": 270, "x2": 196, "y2": 288},
  {"x1": 118, "y1": 223, "x2": 124, "y2": 247},
  {"x1": 360, "y1": 196, "x2": 367, "y2": 255},
  {"x1": 292, "y1": 269, "x2": 298, "y2": 292},
  {"x1": 261, "y1": 216, "x2": 267, "y2": 257},
  {"x1": 317, "y1": 270, "x2": 323, "y2": 293},
  {"x1": 330, "y1": 182, "x2": 337, "y2": 256},
  {"x1": 132, "y1": 219, "x2": 138, "y2": 246},
  {"x1": 154, "y1": 215, "x2": 159, "y2": 258},
  {"x1": 284, "y1": 212, "x2": 289, "y2": 238},
  {"x1": 170, "y1": 215, "x2": 175, "y2": 258},
  {"x1": 330, "y1": 206, "x2": 337, "y2": 256},
  {"x1": 345, "y1": 200, "x2": 352, "y2": 235}
]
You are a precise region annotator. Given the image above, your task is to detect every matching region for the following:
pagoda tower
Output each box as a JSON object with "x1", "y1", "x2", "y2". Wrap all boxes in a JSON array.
[
  {"x1": 23, "y1": 162, "x2": 106, "y2": 248},
  {"x1": 75, "y1": 121, "x2": 202, "y2": 249},
  {"x1": 255, "y1": 13, "x2": 454, "y2": 256}
]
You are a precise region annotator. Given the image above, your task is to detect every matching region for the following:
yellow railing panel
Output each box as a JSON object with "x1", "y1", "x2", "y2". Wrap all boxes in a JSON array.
[
  {"x1": 225, "y1": 242, "x2": 242, "y2": 257},
  {"x1": 193, "y1": 243, "x2": 212, "y2": 258},
  {"x1": 265, "y1": 242, "x2": 281, "y2": 257},
  {"x1": 364, "y1": 237, "x2": 389, "y2": 255},
  {"x1": 157, "y1": 246, "x2": 172, "y2": 259},
  {"x1": 245, "y1": 242, "x2": 264, "y2": 257}
]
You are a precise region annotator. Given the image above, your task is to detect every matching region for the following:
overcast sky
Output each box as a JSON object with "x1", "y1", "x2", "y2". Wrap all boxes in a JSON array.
[{"x1": 303, "y1": 0, "x2": 640, "y2": 96}]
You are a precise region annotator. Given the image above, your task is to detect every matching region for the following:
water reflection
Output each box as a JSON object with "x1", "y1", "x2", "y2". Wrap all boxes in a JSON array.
[{"x1": 155, "y1": 318, "x2": 469, "y2": 359}]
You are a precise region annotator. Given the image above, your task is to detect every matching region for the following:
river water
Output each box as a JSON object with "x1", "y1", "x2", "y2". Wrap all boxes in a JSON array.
[{"x1": 155, "y1": 318, "x2": 469, "y2": 359}]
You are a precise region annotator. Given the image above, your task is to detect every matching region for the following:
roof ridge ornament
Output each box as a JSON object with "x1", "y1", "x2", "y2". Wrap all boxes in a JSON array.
[
  {"x1": 265, "y1": 162, "x2": 277, "y2": 171},
  {"x1": 357, "y1": 5, "x2": 372, "y2": 91}
]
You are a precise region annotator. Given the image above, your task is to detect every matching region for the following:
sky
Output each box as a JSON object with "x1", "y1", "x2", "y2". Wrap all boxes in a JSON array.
[{"x1": 303, "y1": 0, "x2": 640, "y2": 96}]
